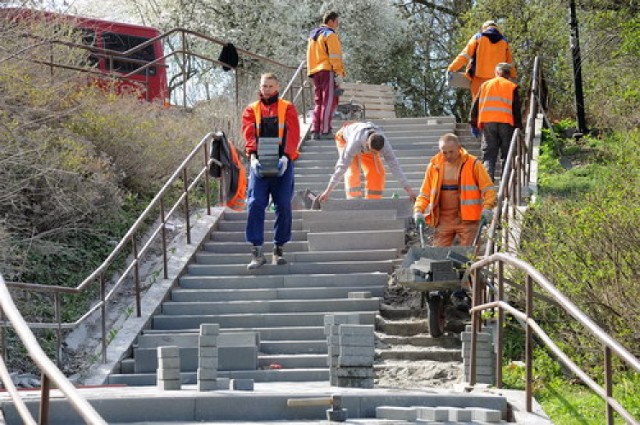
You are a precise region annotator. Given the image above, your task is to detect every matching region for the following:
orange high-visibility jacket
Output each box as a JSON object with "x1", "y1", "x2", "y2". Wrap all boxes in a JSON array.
[
  {"x1": 242, "y1": 96, "x2": 300, "y2": 161},
  {"x1": 414, "y1": 148, "x2": 496, "y2": 227},
  {"x1": 476, "y1": 77, "x2": 519, "y2": 128},
  {"x1": 307, "y1": 25, "x2": 346, "y2": 77},
  {"x1": 448, "y1": 27, "x2": 516, "y2": 80}
]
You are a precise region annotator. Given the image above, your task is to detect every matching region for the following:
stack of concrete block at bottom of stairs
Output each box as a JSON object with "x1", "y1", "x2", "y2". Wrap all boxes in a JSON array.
[
  {"x1": 197, "y1": 323, "x2": 222, "y2": 391},
  {"x1": 324, "y1": 313, "x2": 375, "y2": 388},
  {"x1": 376, "y1": 405, "x2": 503, "y2": 423},
  {"x1": 461, "y1": 324, "x2": 496, "y2": 385}
]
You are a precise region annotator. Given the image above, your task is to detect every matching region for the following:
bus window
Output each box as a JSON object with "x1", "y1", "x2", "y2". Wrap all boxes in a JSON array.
[{"x1": 102, "y1": 32, "x2": 157, "y2": 76}]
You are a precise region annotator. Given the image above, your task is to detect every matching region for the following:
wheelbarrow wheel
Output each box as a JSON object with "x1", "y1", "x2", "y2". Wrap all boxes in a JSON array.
[{"x1": 427, "y1": 294, "x2": 446, "y2": 338}]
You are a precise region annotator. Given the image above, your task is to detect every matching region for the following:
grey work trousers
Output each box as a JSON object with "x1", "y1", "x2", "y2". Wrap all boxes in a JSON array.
[{"x1": 481, "y1": 122, "x2": 516, "y2": 181}]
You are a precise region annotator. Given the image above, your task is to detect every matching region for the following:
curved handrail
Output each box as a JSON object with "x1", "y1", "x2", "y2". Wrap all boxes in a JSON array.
[
  {"x1": 0, "y1": 274, "x2": 107, "y2": 424},
  {"x1": 466, "y1": 253, "x2": 640, "y2": 424}
]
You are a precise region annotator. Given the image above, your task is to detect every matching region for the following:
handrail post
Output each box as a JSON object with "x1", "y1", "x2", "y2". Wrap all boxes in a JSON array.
[
  {"x1": 204, "y1": 138, "x2": 212, "y2": 215},
  {"x1": 469, "y1": 268, "x2": 480, "y2": 386},
  {"x1": 183, "y1": 168, "x2": 192, "y2": 244},
  {"x1": 0, "y1": 308, "x2": 5, "y2": 363},
  {"x1": 496, "y1": 261, "x2": 504, "y2": 388},
  {"x1": 39, "y1": 373, "x2": 50, "y2": 425},
  {"x1": 54, "y1": 293, "x2": 62, "y2": 368},
  {"x1": 525, "y1": 275, "x2": 533, "y2": 412},
  {"x1": 604, "y1": 346, "x2": 613, "y2": 424},
  {"x1": 132, "y1": 237, "x2": 141, "y2": 317},
  {"x1": 160, "y1": 198, "x2": 168, "y2": 279},
  {"x1": 299, "y1": 70, "x2": 307, "y2": 124},
  {"x1": 100, "y1": 273, "x2": 107, "y2": 363}
]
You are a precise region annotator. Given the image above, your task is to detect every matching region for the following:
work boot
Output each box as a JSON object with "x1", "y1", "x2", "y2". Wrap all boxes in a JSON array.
[
  {"x1": 310, "y1": 132, "x2": 320, "y2": 140},
  {"x1": 247, "y1": 246, "x2": 266, "y2": 270},
  {"x1": 272, "y1": 245, "x2": 287, "y2": 265}
]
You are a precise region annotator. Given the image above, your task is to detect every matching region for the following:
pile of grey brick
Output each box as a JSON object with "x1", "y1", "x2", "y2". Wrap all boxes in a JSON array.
[
  {"x1": 198, "y1": 323, "x2": 222, "y2": 391},
  {"x1": 461, "y1": 324, "x2": 496, "y2": 385},
  {"x1": 157, "y1": 346, "x2": 181, "y2": 390},
  {"x1": 376, "y1": 405, "x2": 504, "y2": 423},
  {"x1": 325, "y1": 313, "x2": 375, "y2": 388}
]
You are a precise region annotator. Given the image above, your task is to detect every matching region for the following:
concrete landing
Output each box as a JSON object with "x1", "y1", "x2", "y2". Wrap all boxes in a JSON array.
[{"x1": 0, "y1": 381, "x2": 552, "y2": 424}]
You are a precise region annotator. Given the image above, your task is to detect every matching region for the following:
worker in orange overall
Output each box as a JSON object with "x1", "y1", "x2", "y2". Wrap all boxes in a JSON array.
[
  {"x1": 447, "y1": 20, "x2": 516, "y2": 100},
  {"x1": 317, "y1": 121, "x2": 416, "y2": 202},
  {"x1": 413, "y1": 133, "x2": 496, "y2": 247}
]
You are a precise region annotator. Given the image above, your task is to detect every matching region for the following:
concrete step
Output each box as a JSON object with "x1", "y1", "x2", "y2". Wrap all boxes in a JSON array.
[
  {"x1": 186, "y1": 260, "x2": 395, "y2": 276},
  {"x1": 209, "y1": 229, "x2": 308, "y2": 242},
  {"x1": 201, "y1": 240, "x2": 308, "y2": 253},
  {"x1": 172, "y1": 286, "x2": 385, "y2": 302},
  {"x1": 160, "y1": 298, "x2": 382, "y2": 316},
  {"x1": 320, "y1": 198, "x2": 413, "y2": 219},
  {"x1": 376, "y1": 346, "x2": 462, "y2": 362},
  {"x1": 221, "y1": 208, "x2": 400, "y2": 221},
  {"x1": 139, "y1": 326, "x2": 328, "y2": 342},
  {"x1": 152, "y1": 311, "x2": 377, "y2": 330},
  {"x1": 194, "y1": 249, "x2": 398, "y2": 265},
  {"x1": 216, "y1": 218, "x2": 305, "y2": 232},
  {"x1": 307, "y1": 230, "x2": 404, "y2": 251},
  {"x1": 377, "y1": 335, "x2": 462, "y2": 349},
  {"x1": 1, "y1": 383, "x2": 511, "y2": 423},
  {"x1": 258, "y1": 353, "x2": 327, "y2": 369},
  {"x1": 107, "y1": 368, "x2": 330, "y2": 386},
  {"x1": 178, "y1": 272, "x2": 390, "y2": 290}
]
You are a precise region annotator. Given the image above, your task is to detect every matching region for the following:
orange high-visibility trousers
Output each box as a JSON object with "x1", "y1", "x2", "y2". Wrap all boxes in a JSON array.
[{"x1": 336, "y1": 131, "x2": 385, "y2": 199}]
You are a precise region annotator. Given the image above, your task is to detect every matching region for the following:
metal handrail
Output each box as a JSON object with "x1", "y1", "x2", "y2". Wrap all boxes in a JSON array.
[
  {"x1": 466, "y1": 253, "x2": 640, "y2": 425},
  {"x1": 4, "y1": 132, "x2": 216, "y2": 364},
  {"x1": 0, "y1": 274, "x2": 107, "y2": 425}
]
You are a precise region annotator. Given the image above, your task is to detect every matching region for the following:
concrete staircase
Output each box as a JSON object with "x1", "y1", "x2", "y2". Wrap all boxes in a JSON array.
[{"x1": 106, "y1": 115, "x2": 476, "y2": 387}]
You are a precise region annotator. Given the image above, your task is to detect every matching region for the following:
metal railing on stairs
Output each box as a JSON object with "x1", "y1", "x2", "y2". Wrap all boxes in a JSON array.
[
  {"x1": 0, "y1": 274, "x2": 107, "y2": 425},
  {"x1": 466, "y1": 56, "x2": 640, "y2": 424}
]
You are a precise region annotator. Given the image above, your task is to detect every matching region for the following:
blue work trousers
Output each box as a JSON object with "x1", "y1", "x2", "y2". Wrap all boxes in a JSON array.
[{"x1": 245, "y1": 162, "x2": 295, "y2": 247}]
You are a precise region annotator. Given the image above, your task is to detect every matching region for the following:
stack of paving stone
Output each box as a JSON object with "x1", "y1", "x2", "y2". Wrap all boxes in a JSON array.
[
  {"x1": 325, "y1": 313, "x2": 375, "y2": 388},
  {"x1": 197, "y1": 323, "x2": 223, "y2": 391},
  {"x1": 157, "y1": 346, "x2": 181, "y2": 390},
  {"x1": 462, "y1": 324, "x2": 496, "y2": 385},
  {"x1": 376, "y1": 405, "x2": 504, "y2": 423}
]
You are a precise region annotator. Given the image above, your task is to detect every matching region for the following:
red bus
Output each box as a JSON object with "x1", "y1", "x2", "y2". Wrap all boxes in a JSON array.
[{"x1": 1, "y1": 7, "x2": 168, "y2": 104}]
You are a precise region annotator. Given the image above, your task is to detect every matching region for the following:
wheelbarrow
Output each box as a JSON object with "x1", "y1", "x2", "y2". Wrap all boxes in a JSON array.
[{"x1": 395, "y1": 218, "x2": 486, "y2": 337}]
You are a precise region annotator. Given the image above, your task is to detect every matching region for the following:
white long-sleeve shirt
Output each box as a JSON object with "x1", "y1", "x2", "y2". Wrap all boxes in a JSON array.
[{"x1": 327, "y1": 122, "x2": 410, "y2": 190}]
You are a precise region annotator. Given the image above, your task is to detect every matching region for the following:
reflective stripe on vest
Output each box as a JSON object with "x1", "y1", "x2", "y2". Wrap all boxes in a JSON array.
[
  {"x1": 459, "y1": 159, "x2": 483, "y2": 220},
  {"x1": 251, "y1": 98, "x2": 290, "y2": 142},
  {"x1": 478, "y1": 77, "x2": 517, "y2": 126}
]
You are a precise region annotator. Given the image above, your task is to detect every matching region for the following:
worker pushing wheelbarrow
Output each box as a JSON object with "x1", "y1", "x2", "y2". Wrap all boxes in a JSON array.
[
  {"x1": 399, "y1": 132, "x2": 497, "y2": 337},
  {"x1": 396, "y1": 217, "x2": 487, "y2": 338}
]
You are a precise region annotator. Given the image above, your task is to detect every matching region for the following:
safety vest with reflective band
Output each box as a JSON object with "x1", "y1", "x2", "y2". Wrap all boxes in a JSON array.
[
  {"x1": 414, "y1": 150, "x2": 495, "y2": 227},
  {"x1": 251, "y1": 98, "x2": 290, "y2": 141},
  {"x1": 477, "y1": 77, "x2": 517, "y2": 128}
]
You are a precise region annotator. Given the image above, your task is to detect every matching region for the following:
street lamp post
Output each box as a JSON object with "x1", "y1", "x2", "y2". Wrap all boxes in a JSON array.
[{"x1": 569, "y1": 0, "x2": 588, "y2": 135}]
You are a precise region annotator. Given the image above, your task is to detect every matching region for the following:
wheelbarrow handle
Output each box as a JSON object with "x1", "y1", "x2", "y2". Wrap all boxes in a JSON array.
[
  {"x1": 418, "y1": 222, "x2": 426, "y2": 248},
  {"x1": 472, "y1": 216, "x2": 487, "y2": 255}
]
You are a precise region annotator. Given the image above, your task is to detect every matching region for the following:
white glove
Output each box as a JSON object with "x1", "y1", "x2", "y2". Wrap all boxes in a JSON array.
[
  {"x1": 277, "y1": 156, "x2": 288, "y2": 177},
  {"x1": 334, "y1": 75, "x2": 344, "y2": 86},
  {"x1": 250, "y1": 155, "x2": 263, "y2": 178},
  {"x1": 413, "y1": 212, "x2": 426, "y2": 228}
]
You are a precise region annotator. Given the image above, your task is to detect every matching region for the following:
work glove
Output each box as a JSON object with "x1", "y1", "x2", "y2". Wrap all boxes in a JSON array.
[
  {"x1": 413, "y1": 211, "x2": 426, "y2": 229},
  {"x1": 481, "y1": 209, "x2": 493, "y2": 222},
  {"x1": 470, "y1": 125, "x2": 481, "y2": 139},
  {"x1": 334, "y1": 75, "x2": 344, "y2": 86},
  {"x1": 277, "y1": 156, "x2": 288, "y2": 177},
  {"x1": 250, "y1": 155, "x2": 263, "y2": 178}
]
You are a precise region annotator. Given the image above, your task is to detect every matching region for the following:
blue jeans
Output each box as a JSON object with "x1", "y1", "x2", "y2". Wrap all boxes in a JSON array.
[{"x1": 245, "y1": 161, "x2": 294, "y2": 246}]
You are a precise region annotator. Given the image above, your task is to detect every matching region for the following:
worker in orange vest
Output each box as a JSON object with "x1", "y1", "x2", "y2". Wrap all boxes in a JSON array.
[
  {"x1": 317, "y1": 122, "x2": 416, "y2": 202},
  {"x1": 469, "y1": 63, "x2": 523, "y2": 181},
  {"x1": 413, "y1": 133, "x2": 496, "y2": 247},
  {"x1": 242, "y1": 73, "x2": 300, "y2": 270},
  {"x1": 447, "y1": 20, "x2": 516, "y2": 100}
]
